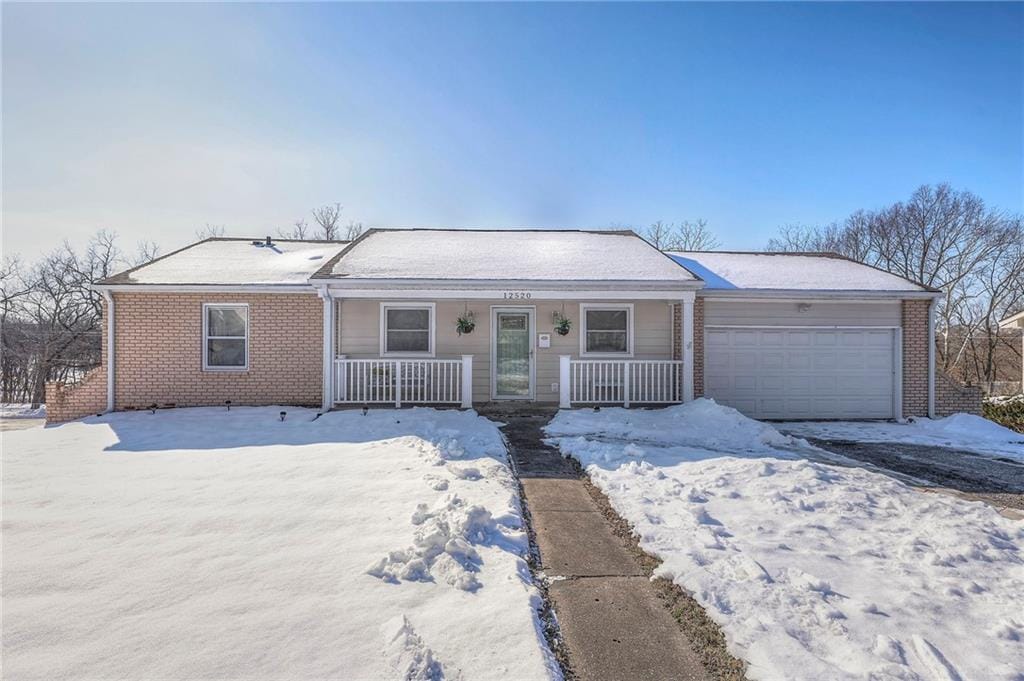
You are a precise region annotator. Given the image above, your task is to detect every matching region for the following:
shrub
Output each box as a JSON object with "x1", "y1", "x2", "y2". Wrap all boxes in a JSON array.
[{"x1": 984, "y1": 395, "x2": 1024, "y2": 434}]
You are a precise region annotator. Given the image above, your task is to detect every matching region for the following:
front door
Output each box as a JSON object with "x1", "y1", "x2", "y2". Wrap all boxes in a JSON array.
[{"x1": 492, "y1": 308, "x2": 534, "y2": 399}]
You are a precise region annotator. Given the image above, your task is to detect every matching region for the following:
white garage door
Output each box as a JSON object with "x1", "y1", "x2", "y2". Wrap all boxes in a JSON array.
[{"x1": 704, "y1": 327, "x2": 897, "y2": 420}]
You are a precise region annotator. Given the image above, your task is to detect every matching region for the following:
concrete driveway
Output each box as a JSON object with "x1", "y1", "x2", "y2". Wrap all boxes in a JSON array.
[{"x1": 793, "y1": 435, "x2": 1024, "y2": 518}]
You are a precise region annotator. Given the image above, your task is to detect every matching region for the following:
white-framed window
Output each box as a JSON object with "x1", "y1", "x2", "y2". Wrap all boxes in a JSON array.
[
  {"x1": 380, "y1": 303, "x2": 435, "y2": 357},
  {"x1": 203, "y1": 303, "x2": 249, "y2": 370},
  {"x1": 580, "y1": 303, "x2": 634, "y2": 356}
]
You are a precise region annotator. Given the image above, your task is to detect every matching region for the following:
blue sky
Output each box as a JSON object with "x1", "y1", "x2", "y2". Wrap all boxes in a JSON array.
[{"x1": 3, "y1": 2, "x2": 1021, "y2": 259}]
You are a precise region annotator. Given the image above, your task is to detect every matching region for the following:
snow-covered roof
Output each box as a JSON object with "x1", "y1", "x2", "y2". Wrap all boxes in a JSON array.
[
  {"x1": 667, "y1": 251, "x2": 933, "y2": 293},
  {"x1": 100, "y1": 239, "x2": 349, "y2": 286},
  {"x1": 316, "y1": 229, "x2": 697, "y2": 283}
]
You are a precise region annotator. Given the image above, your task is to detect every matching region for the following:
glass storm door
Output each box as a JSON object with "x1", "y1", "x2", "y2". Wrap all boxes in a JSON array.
[{"x1": 495, "y1": 311, "x2": 532, "y2": 398}]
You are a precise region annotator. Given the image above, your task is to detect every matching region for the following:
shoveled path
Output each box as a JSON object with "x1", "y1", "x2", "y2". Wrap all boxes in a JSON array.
[{"x1": 486, "y1": 407, "x2": 710, "y2": 681}]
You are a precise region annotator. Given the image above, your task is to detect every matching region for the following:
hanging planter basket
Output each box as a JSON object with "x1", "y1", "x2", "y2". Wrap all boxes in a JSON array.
[
  {"x1": 553, "y1": 312, "x2": 572, "y2": 336},
  {"x1": 456, "y1": 311, "x2": 476, "y2": 336}
]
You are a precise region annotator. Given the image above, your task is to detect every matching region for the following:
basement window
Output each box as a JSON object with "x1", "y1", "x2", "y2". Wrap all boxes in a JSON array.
[{"x1": 203, "y1": 304, "x2": 249, "y2": 370}]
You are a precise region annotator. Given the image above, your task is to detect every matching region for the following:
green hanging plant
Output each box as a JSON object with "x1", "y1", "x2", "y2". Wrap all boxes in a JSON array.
[
  {"x1": 553, "y1": 312, "x2": 572, "y2": 336},
  {"x1": 456, "y1": 310, "x2": 476, "y2": 336}
]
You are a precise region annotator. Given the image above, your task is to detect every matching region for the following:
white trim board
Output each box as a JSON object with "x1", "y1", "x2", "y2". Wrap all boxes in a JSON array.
[
  {"x1": 324, "y1": 288, "x2": 698, "y2": 301},
  {"x1": 93, "y1": 284, "x2": 317, "y2": 294},
  {"x1": 698, "y1": 290, "x2": 941, "y2": 301}
]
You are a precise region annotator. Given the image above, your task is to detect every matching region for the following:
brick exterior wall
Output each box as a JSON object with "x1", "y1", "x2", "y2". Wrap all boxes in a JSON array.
[
  {"x1": 46, "y1": 292, "x2": 324, "y2": 423},
  {"x1": 45, "y1": 367, "x2": 108, "y2": 422},
  {"x1": 935, "y1": 371, "x2": 983, "y2": 416},
  {"x1": 46, "y1": 299, "x2": 110, "y2": 423},
  {"x1": 901, "y1": 299, "x2": 930, "y2": 417},
  {"x1": 901, "y1": 299, "x2": 982, "y2": 417},
  {"x1": 110, "y1": 292, "x2": 323, "y2": 410},
  {"x1": 671, "y1": 299, "x2": 704, "y2": 398}
]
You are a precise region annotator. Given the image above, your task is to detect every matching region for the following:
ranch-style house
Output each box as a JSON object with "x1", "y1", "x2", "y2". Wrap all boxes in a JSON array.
[{"x1": 46, "y1": 229, "x2": 981, "y2": 422}]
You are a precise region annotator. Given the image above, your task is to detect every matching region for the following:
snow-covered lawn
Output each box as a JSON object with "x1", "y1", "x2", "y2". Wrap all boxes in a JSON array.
[
  {"x1": 3, "y1": 407, "x2": 557, "y2": 680},
  {"x1": 781, "y1": 413, "x2": 1024, "y2": 461},
  {"x1": 546, "y1": 400, "x2": 1024, "y2": 681},
  {"x1": 1, "y1": 402, "x2": 46, "y2": 418}
]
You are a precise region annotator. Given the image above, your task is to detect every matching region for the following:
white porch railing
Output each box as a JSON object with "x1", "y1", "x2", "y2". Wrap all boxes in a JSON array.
[
  {"x1": 333, "y1": 356, "x2": 473, "y2": 408},
  {"x1": 560, "y1": 356, "x2": 683, "y2": 407}
]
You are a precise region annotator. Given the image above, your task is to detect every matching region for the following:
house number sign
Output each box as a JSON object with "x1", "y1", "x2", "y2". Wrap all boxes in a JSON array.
[{"x1": 502, "y1": 291, "x2": 532, "y2": 300}]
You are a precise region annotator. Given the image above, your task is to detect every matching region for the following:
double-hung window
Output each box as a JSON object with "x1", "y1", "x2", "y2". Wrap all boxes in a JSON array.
[
  {"x1": 581, "y1": 304, "x2": 633, "y2": 356},
  {"x1": 381, "y1": 303, "x2": 434, "y2": 356},
  {"x1": 203, "y1": 304, "x2": 248, "y2": 370}
]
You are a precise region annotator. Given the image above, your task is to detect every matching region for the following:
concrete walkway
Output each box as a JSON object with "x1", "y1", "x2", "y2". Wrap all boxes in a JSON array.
[{"x1": 491, "y1": 408, "x2": 710, "y2": 681}]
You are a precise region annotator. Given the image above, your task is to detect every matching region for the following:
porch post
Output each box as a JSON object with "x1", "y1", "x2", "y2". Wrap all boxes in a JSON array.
[
  {"x1": 559, "y1": 355, "x2": 571, "y2": 408},
  {"x1": 319, "y1": 288, "x2": 334, "y2": 411},
  {"x1": 460, "y1": 355, "x2": 474, "y2": 408},
  {"x1": 682, "y1": 293, "x2": 695, "y2": 402}
]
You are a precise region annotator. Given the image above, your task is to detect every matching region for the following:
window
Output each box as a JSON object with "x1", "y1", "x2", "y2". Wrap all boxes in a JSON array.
[
  {"x1": 203, "y1": 304, "x2": 248, "y2": 370},
  {"x1": 381, "y1": 304, "x2": 434, "y2": 356},
  {"x1": 581, "y1": 304, "x2": 633, "y2": 356}
]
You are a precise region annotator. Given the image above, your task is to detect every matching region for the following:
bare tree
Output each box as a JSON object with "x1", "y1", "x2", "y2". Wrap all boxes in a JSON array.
[
  {"x1": 195, "y1": 223, "x2": 226, "y2": 240},
  {"x1": 277, "y1": 219, "x2": 310, "y2": 240},
  {"x1": 131, "y1": 240, "x2": 161, "y2": 266},
  {"x1": 344, "y1": 221, "x2": 364, "y2": 241},
  {"x1": 766, "y1": 184, "x2": 1024, "y2": 389},
  {"x1": 643, "y1": 219, "x2": 720, "y2": 251},
  {"x1": 1, "y1": 230, "x2": 158, "y2": 404},
  {"x1": 643, "y1": 221, "x2": 676, "y2": 249},
  {"x1": 674, "y1": 219, "x2": 720, "y2": 250},
  {"x1": 311, "y1": 203, "x2": 344, "y2": 240}
]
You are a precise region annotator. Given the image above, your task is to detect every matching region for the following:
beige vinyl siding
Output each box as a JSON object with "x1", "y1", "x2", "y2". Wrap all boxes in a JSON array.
[
  {"x1": 702, "y1": 300, "x2": 901, "y2": 328},
  {"x1": 336, "y1": 299, "x2": 675, "y2": 403}
]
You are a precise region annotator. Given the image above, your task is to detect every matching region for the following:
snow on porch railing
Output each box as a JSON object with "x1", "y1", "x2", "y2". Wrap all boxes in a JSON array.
[
  {"x1": 560, "y1": 357, "x2": 682, "y2": 407},
  {"x1": 334, "y1": 356, "x2": 472, "y2": 408}
]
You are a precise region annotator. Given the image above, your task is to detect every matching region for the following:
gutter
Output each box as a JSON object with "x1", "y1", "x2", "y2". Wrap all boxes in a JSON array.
[
  {"x1": 91, "y1": 283, "x2": 316, "y2": 294},
  {"x1": 697, "y1": 289, "x2": 944, "y2": 301},
  {"x1": 103, "y1": 290, "x2": 115, "y2": 413},
  {"x1": 309, "y1": 277, "x2": 704, "y2": 291}
]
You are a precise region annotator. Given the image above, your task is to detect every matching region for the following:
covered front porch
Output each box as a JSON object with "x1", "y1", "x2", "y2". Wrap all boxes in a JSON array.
[
  {"x1": 317, "y1": 290, "x2": 698, "y2": 410},
  {"x1": 307, "y1": 228, "x2": 704, "y2": 410}
]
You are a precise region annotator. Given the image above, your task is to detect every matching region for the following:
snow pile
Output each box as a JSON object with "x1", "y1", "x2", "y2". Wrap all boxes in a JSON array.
[
  {"x1": 988, "y1": 394, "x2": 1024, "y2": 405},
  {"x1": 547, "y1": 402, "x2": 1024, "y2": 681},
  {"x1": 783, "y1": 412, "x2": 1024, "y2": 461},
  {"x1": 367, "y1": 494, "x2": 502, "y2": 591},
  {"x1": 3, "y1": 407, "x2": 557, "y2": 680},
  {"x1": 1, "y1": 403, "x2": 46, "y2": 418},
  {"x1": 547, "y1": 399, "x2": 805, "y2": 456}
]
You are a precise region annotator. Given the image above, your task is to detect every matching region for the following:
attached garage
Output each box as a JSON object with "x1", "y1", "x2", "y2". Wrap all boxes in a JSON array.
[{"x1": 704, "y1": 326, "x2": 898, "y2": 420}]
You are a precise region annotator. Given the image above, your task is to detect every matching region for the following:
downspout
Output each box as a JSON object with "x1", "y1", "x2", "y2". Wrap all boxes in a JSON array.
[
  {"x1": 103, "y1": 289, "x2": 115, "y2": 413},
  {"x1": 927, "y1": 297, "x2": 936, "y2": 419},
  {"x1": 316, "y1": 285, "x2": 334, "y2": 411}
]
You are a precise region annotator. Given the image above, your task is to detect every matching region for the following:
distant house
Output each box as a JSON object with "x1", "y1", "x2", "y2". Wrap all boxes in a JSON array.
[
  {"x1": 1000, "y1": 311, "x2": 1024, "y2": 394},
  {"x1": 47, "y1": 229, "x2": 980, "y2": 422}
]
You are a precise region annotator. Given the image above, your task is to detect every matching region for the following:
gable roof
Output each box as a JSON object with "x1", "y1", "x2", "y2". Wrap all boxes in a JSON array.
[
  {"x1": 667, "y1": 251, "x2": 936, "y2": 293},
  {"x1": 98, "y1": 238, "x2": 349, "y2": 287},
  {"x1": 313, "y1": 229, "x2": 699, "y2": 285}
]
